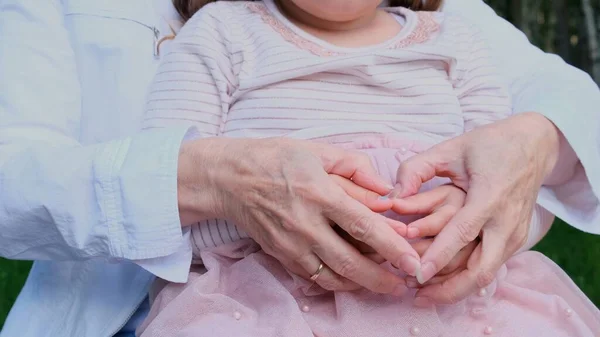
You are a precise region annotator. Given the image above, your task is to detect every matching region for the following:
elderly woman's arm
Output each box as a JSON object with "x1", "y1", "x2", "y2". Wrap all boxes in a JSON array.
[
  {"x1": 0, "y1": 0, "x2": 415, "y2": 293},
  {"x1": 0, "y1": 0, "x2": 194, "y2": 273},
  {"x1": 445, "y1": 0, "x2": 599, "y2": 232},
  {"x1": 394, "y1": 0, "x2": 600, "y2": 305}
]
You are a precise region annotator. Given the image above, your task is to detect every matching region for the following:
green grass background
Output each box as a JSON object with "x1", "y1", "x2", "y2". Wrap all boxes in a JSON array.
[{"x1": 1, "y1": 219, "x2": 599, "y2": 329}]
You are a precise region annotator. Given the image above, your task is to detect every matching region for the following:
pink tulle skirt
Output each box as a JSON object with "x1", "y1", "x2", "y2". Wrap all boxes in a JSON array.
[
  {"x1": 138, "y1": 240, "x2": 600, "y2": 337},
  {"x1": 138, "y1": 136, "x2": 600, "y2": 336}
]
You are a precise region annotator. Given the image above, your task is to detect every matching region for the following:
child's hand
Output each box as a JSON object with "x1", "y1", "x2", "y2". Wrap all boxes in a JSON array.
[
  {"x1": 329, "y1": 174, "x2": 395, "y2": 213},
  {"x1": 391, "y1": 184, "x2": 466, "y2": 239}
]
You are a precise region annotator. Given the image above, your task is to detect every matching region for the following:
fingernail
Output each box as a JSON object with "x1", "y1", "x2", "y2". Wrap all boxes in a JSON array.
[
  {"x1": 391, "y1": 283, "x2": 408, "y2": 297},
  {"x1": 379, "y1": 195, "x2": 389, "y2": 200},
  {"x1": 415, "y1": 267, "x2": 423, "y2": 284},
  {"x1": 398, "y1": 254, "x2": 420, "y2": 277},
  {"x1": 417, "y1": 262, "x2": 436, "y2": 284},
  {"x1": 414, "y1": 296, "x2": 434, "y2": 308},
  {"x1": 407, "y1": 227, "x2": 419, "y2": 238},
  {"x1": 406, "y1": 278, "x2": 419, "y2": 288}
]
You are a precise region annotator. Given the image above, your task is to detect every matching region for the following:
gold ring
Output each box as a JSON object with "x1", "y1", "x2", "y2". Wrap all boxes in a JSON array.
[{"x1": 310, "y1": 263, "x2": 325, "y2": 282}]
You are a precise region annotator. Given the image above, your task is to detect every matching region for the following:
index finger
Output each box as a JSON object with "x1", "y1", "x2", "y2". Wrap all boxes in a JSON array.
[
  {"x1": 322, "y1": 190, "x2": 421, "y2": 277},
  {"x1": 417, "y1": 199, "x2": 490, "y2": 283},
  {"x1": 414, "y1": 229, "x2": 506, "y2": 306}
]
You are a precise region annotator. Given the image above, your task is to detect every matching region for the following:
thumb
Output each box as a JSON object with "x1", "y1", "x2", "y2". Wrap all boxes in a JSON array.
[{"x1": 392, "y1": 144, "x2": 456, "y2": 198}]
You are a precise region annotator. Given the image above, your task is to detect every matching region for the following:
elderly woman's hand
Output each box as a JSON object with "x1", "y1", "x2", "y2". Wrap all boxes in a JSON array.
[
  {"x1": 391, "y1": 112, "x2": 561, "y2": 305},
  {"x1": 177, "y1": 137, "x2": 420, "y2": 295},
  {"x1": 338, "y1": 184, "x2": 475, "y2": 275}
]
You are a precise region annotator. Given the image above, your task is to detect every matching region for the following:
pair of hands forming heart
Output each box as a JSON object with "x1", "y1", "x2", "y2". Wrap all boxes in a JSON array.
[
  {"x1": 326, "y1": 113, "x2": 563, "y2": 305},
  {"x1": 184, "y1": 113, "x2": 560, "y2": 305},
  {"x1": 332, "y1": 176, "x2": 475, "y2": 294}
]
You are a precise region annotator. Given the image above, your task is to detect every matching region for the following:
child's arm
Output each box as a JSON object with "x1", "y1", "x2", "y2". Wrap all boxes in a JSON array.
[
  {"x1": 449, "y1": 18, "x2": 512, "y2": 131},
  {"x1": 142, "y1": 4, "x2": 236, "y2": 136}
]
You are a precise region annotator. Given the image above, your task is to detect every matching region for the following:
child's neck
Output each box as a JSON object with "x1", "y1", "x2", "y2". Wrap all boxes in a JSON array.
[
  {"x1": 276, "y1": 0, "x2": 378, "y2": 32},
  {"x1": 274, "y1": 0, "x2": 402, "y2": 48}
]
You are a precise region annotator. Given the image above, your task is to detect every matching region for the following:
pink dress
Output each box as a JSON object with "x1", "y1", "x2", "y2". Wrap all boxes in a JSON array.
[{"x1": 137, "y1": 1, "x2": 600, "y2": 336}]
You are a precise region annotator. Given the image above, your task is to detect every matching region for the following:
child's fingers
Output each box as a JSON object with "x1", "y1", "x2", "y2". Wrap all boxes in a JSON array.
[
  {"x1": 406, "y1": 204, "x2": 457, "y2": 238},
  {"x1": 329, "y1": 174, "x2": 392, "y2": 213},
  {"x1": 391, "y1": 187, "x2": 448, "y2": 215},
  {"x1": 410, "y1": 238, "x2": 434, "y2": 256}
]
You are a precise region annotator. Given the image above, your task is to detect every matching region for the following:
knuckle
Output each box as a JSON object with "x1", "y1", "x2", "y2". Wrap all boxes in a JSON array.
[
  {"x1": 476, "y1": 270, "x2": 496, "y2": 288},
  {"x1": 347, "y1": 216, "x2": 374, "y2": 241},
  {"x1": 455, "y1": 221, "x2": 480, "y2": 244},
  {"x1": 334, "y1": 255, "x2": 358, "y2": 278}
]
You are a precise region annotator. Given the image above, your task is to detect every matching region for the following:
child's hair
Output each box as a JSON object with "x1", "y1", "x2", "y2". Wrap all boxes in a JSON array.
[{"x1": 173, "y1": 0, "x2": 443, "y2": 23}]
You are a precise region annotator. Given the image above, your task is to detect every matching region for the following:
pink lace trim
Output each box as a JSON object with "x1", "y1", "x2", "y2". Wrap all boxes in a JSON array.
[
  {"x1": 391, "y1": 12, "x2": 440, "y2": 49},
  {"x1": 247, "y1": 3, "x2": 341, "y2": 57},
  {"x1": 246, "y1": 3, "x2": 440, "y2": 57}
]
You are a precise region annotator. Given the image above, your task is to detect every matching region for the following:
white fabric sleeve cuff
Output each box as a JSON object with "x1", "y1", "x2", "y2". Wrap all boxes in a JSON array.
[
  {"x1": 134, "y1": 228, "x2": 193, "y2": 283},
  {"x1": 129, "y1": 129, "x2": 202, "y2": 282},
  {"x1": 97, "y1": 126, "x2": 195, "y2": 260}
]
